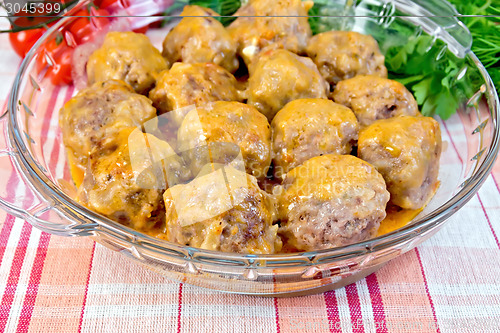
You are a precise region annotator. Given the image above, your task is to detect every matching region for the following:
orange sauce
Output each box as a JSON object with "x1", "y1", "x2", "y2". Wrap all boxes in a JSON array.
[
  {"x1": 378, "y1": 181, "x2": 440, "y2": 236},
  {"x1": 377, "y1": 205, "x2": 423, "y2": 236},
  {"x1": 67, "y1": 150, "x2": 85, "y2": 188}
]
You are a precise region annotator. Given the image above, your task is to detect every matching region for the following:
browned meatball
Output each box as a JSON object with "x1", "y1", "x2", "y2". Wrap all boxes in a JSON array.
[
  {"x1": 358, "y1": 116, "x2": 442, "y2": 210},
  {"x1": 59, "y1": 80, "x2": 157, "y2": 170},
  {"x1": 332, "y1": 75, "x2": 420, "y2": 127},
  {"x1": 77, "y1": 128, "x2": 190, "y2": 231},
  {"x1": 227, "y1": 0, "x2": 312, "y2": 66},
  {"x1": 177, "y1": 101, "x2": 271, "y2": 180},
  {"x1": 278, "y1": 154, "x2": 389, "y2": 251},
  {"x1": 87, "y1": 32, "x2": 168, "y2": 95},
  {"x1": 247, "y1": 49, "x2": 329, "y2": 120},
  {"x1": 306, "y1": 31, "x2": 387, "y2": 86},
  {"x1": 160, "y1": 165, "x2": 281, "y2": 254},
  {"x1": 149, "y1": 63, "x2": 243, "y2": 124},
  {"x1": 271, "y1": 99, "x2": 359, "y2": 178},
  {"x1": 162, "y1": 5, "x2": 238, "y2": 73}
]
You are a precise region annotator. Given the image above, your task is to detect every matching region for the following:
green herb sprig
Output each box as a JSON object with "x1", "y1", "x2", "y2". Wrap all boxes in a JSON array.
[
  {"x1": 163, "y1": 0, "x2": 241, "y2": 26},
  {"x1": 383, "y1": 36, "x2": 481, "y2": 119},
  {"x1": 448, "y1": 0, "x2": 499, "y2": 92},
  {"x1": 385, "y1": 0, "x2": 499, "y2": 119}
]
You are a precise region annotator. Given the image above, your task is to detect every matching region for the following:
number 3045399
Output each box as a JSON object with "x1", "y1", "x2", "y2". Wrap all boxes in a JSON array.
[{"x1": 3, "y1": 0, "x2": 62, "y2": 15}]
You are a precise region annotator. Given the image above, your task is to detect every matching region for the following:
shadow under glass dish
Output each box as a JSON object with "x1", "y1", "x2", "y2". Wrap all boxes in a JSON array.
[{"x1": 0, "y1": 0, "x2": 498, "y2": 295}]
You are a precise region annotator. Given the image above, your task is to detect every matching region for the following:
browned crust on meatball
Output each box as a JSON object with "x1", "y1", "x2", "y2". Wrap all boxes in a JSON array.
[
  {"x1": 227, "y1": 0, "x2": 312, "y2": 67},
  {"x1": 278, "y1": 154, "x2": 390, "y2": 251},
  {"x1": 87, "y1": 32, "x2": 167, "y2": 95},
  {"x1": 177, "y1": 101, "x2": 272, "y2": 180},
  {"x1": 247, "y1": 49, "x2": 329, "y2": 121},
  {"x1": 306, "y1": 31, "x2": 387, "y2": 86},
  {"x1": 59, "y1": 80, "x2": 157, "y2": 169},
  {"x1": 160, "y1": 166, "x2": 281, "y2": 254},
  {"x1": 149, "y1": 63, "x2": 243, "y2": 124},
  {"x1": 162, "y1": 5, "x2": 239, "y2": 73},
  {"x1": 271, "y1": 98, "x2": 359, "y2": 178},
  {"x1": 358, "y1": 116, "x2": 442, "y2": 209},
  {"x1": 332, "y1": 75, "x2": 420, "y2": 127}
]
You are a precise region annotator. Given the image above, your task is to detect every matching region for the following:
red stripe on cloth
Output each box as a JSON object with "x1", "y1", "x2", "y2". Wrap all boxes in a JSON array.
[
  {"x1": 0, "y1": 215, "x2": 16, "y2": 266},
  {"x1": 414, "y1": 248, "x2": 440, "y2": 333},
  {"x1": 0, "y1": 90, "x2": 24, "y2": 259},
  {"x1": 176, "y1": 283, "x2": 183, "y2": 333},
  {"x1": 324, "y1": 290, "x2": 341, "y2": 333},
  {"x1": 365, "y1": 274, "x2": 388, "y2": 333},
  {"x1": 0, "y1": 222, "x2": 32, "y2": 330},
  {"x1": 5, "y1": 149, "x2": 25, "y2": 204},
  {"x1": 77, "y1": 241, "x2": 95, "y2": 333},
  {"x1": 345, "y1": 283, "x2": 365, "y2": 333},
  {"x1": 274, "y1": 297, "x2": 280, "y2": 333},
  {"x1": 15, "y1": 85, "x2": 74, "y2": 332},
  {"x1": 477, "y1": 194, "x2": 500, "y2": 250},
  {"x1": 15, "y1": 231, "x2": 50, "y2": 333}
]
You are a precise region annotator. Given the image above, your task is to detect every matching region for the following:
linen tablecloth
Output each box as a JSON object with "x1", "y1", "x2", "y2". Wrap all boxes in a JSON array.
[{"x1": 0, "y1": 21, "x2": 499, "y2": 333}]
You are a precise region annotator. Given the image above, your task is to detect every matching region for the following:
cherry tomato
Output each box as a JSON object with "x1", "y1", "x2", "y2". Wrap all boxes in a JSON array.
[
  {"x1": 67, "y1": 8, "x2": 110, "y2": 44},
  {"x1": 37, "y1": 35, "x2": 73, "y2": 85},
  {"x1": 8, "y1": 12, "x2": 54, "y2": 58},
  {"x1": 9, "y1": 27, "x2": 45, "y2": 58},
  {"x1": 47, "y1": 45, "x2": 73, "y2": 85}
]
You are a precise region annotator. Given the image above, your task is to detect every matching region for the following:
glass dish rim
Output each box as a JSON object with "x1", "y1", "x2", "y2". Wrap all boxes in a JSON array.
[{"x1": 6, "y1": 8, "x2": 500, "y2": 262}]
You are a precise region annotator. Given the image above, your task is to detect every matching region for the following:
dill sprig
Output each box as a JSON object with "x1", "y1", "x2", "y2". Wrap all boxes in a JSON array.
[{"x1": 448, "y1": 0, "x2": 500, "y2": 92}]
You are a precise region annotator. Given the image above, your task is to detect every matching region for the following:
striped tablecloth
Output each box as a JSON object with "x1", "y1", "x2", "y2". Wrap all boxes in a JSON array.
[{"x1": 0, "y1": 22, "x2": 499, "y2": 333}]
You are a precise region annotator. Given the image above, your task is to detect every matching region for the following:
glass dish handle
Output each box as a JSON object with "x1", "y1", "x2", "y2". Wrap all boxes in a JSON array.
[{"x1": 0, "y1": 113, "x2": 97, "y2": 237}]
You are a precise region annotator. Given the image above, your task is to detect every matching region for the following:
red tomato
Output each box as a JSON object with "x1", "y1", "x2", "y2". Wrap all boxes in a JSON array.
[
  {"x1": 67, "y1": 8, "x2": 110, "y2": 44},
  {"x1": 8, "y1": 13, "x2": 54, "y2": 57},
  {"x1": 9, "y1": 27, "x2": 45, "y2": 58},
  {"x1": 47, "y1": 46, "x2": 73, "y2": 85},
  {"x1": 37, "y1": 35, "x2": 73, "y2": 85}
]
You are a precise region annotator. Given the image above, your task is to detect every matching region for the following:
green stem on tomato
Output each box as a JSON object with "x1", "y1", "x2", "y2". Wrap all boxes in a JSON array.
[{"x1": 0, "y1": 0, "x2": 81, "y2": 33}]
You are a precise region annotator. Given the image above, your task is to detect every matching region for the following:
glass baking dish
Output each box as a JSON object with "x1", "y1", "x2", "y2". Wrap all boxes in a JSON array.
[{"x1": 0, "y1": 0, "x2": 498, "y2": 296}]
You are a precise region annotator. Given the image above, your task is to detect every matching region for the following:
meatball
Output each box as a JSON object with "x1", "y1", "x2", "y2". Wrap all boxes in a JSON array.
[
  {"x1": 149, "y1": 63, "x2": 242, "y2": 124},
  {"x1": 358, "y1": 116, "x2": 442, "y2": 210},
  {"x1": 278, "y1": 155, "x2": 389, "y2": 251},
  {"x1": 332, "y1": 75, "x2": 420, "y2": 127},
  {"x1": 77, "y1": 128, "x2": 190, "y2": 231},
  {"x1": 271, "y1": 98, "x2": 359, "y2": 178},
  {"x1": 227, "y1": 0, "x2": 312, "y2": 66},
  {"x1": 87, "y1": 32, "x2": 168, "y2": 95},
  {"x1": 247, "y1": 49, "x2": 329, "y2": 120},
  {"x1": 306, "y1": 31, "x2": 387, "y2": 86},
  {"x1": 60, "y1": 80, "x2": 157, "y2": 170},
  {"x1": 160, "y1": 165, "x2": 281, "y2": 254},
  {"x1": 162, "y1": 5, "x2": 238, "y2": 73},
  {"x1": 177, "y1": 101, "x2": 271, "y2": 180}
]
